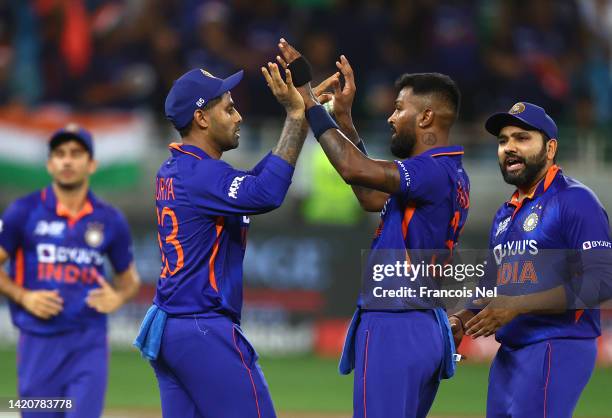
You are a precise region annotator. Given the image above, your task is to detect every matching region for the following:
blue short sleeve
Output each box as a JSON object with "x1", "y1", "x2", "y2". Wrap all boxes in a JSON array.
[
  {"x1": 106, "y1": 209, "x2": 134, "y2": 274},
  {"x1": 560, "y1": 187, "x2": 612, "y2": 306},
  {"x1": 394, "y1": 156, "x2": 448, "y2": 203},
  {"x1": 184, "y1": 155, "x2": 294, "y2": 216}
]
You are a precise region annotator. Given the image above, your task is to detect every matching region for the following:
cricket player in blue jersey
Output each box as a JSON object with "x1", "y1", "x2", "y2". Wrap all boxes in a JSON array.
[
  {"x1": 276, "y1": 39, "x2": 470, "y2": 418},
  {"x1": 134, "y1": 63, "x2": 338, "y2": 418},
  {"x1": 450, "y1": 102, "x2": 612, "y2": 418},
  {"x1": 0, "y1": 125, "x2": 141, "y2": 418}
]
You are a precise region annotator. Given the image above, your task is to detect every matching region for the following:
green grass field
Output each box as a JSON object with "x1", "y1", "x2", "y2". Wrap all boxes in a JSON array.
[{"x1": 0, "y1": 349, "x2": 610, "y2": 417}]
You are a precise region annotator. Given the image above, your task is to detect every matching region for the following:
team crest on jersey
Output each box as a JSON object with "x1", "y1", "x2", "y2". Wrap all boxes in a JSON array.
[
  {"x1": 523, "y1": 213, "x2": 539, "y2": 232},
  {"x1": 509, "y1": 102, "x2": 526, "y2": 114},
  {"x1": 495, "y1": 217, "x2": 511, "y2": 238},
  {"x1": 85, "y1": 223, "x2": 104, "y2": 248}
]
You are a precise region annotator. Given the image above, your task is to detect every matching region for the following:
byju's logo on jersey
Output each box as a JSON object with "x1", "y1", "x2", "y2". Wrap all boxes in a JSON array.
[
  {"x1": 523, "y1": 213, "x2": 539, "y2": 232},
  {"x1": 582, "y1": 240, "x2": 612, "y2": 250},
  {"x1": 34, "y1": 221, "x2": 66, "y2": 237},
  {"x1": 228, "y1": 176, "x2": 246, "y2": 199},
  {"x1": 495, "y1": 217, "x2": 511, "y2": 238}
]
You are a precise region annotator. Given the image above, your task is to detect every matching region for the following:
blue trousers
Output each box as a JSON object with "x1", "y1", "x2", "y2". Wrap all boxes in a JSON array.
[
  {"x1": 487, "y1": 338, "x2": 597, "y2": 418},
  {"x1": 17, "y1": 327, "x2": 108, "y2": 418},
  {"x1": 352, "y1": 310, "x2": 443, "y2": 418},
  {"x1": 150, "y1": 315, "x2": 275, "y2": 418}
]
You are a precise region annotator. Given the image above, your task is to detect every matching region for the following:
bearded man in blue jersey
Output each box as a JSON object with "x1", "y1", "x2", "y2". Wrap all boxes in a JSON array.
[
  {"x1": 450, "y1": 102, "x2": 612, "y2": 418},
  {"x1": 276, "y1": 39, "x2": 470, "y2": 418}
]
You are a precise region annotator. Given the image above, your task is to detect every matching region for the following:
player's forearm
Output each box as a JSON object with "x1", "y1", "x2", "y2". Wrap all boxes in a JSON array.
[
  {"x1": 514, "y1": 286, "x2": 567, "y2": 314},
  {"x1": 272, "y1": 115, "x2": 309, "y2": 167},
  {"x1": 350, "y1": 186, "x2": 389, "y2": 212},
  {"x1": 335, "y1": 113, "x2": 360, "y2": 145},
  {"x1": 0, "y1": 271, "x2": 25, "y2": 305},
  {"x1": 113, "y1": 265, "x2": 141, "y2": 305}
]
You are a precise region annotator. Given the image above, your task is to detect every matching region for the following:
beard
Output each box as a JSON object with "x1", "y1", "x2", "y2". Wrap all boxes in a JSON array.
[
  {"x1": 55, "y1": 178, "x2": 86, "y2": 191},
  {"x1": 499, "y1": 143, "x2": 548, "y2": 188},
  {"x1": 390, "y1": 119, "x2": 417, "y2": 159}
]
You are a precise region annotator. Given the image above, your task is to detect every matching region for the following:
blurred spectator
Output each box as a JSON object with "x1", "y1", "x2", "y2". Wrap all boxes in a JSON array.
[{"x1": 0, "y1": 0, "x2": 608, "y2": 135}]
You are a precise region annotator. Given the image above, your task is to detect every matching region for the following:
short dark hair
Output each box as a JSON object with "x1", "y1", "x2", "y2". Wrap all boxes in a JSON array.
[
  {"x1": 177, "y1": 96, "x2": 224, "y2": 138},
  {"x1": 540, "y1": 130, "x2": 557, "y2": 163},
  {"x1": 395, "y1": 73, "x2": 461, "y2": 119}
]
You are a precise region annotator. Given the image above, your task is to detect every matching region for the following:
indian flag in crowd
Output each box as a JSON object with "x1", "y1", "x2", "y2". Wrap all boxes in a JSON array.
[{"x1": 0, "y1": 106, "x2": 149, "y2": 191}]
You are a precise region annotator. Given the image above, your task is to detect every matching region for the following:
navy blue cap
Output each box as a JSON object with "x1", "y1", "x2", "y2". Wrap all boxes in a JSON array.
[
  {"x1": 485, "y1": 102, "x2": 558, "y2": 140},
  {"x1": 49, "y1": 123, "x2": 94, "y2": 156},
  {"x1": 165, "y1": 68, "x2": 244, "y2": 130}
]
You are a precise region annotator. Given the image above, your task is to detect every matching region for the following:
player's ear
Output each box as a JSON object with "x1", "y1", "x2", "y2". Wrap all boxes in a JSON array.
[
  {"x1": 88, "y1": 158, "x2": 97, "y2": 175},
  {"x1": 193, "y1": 109, "x2": 209, "y2": 130},
  {"x1": 546, "y1": 138, "x2": 558, "y2": 161},
  {"x1": 418, "y1": 108, "x2": 434, "y2": 129}
]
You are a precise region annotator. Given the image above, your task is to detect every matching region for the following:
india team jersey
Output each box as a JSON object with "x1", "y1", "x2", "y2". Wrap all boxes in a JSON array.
[
  {"x1": 489, "y1": 165, "x2": 611, "y2": 346},
  {"x1": 359, "y1": 145, "x2": 470, "y2": 309},
  {"x1": 0, "y1": 186, "x2": 133, "y2": 334},
  {"x1": 153, "y1": 143, "x2": 294, "y2": 322}
]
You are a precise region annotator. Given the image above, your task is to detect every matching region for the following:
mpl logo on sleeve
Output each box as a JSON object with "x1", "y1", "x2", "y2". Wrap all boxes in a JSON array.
[{"x1": 228, "y1": 176, "x2": 246, "y2": 199}]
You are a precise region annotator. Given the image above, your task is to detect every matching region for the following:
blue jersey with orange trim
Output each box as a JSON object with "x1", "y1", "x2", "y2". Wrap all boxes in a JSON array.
[
  {"x1": 489, "y1": 165, "x2": 610, "y2": 346},
  {"x1": 152, "y1": 143, "x2": 294, "y2": 321},
  {"x1": 0, "y1": 186, "x2": 133, "y2": 334},
  {"x1": 359, "y1": 145, "x2": 470, "y2": 308}
]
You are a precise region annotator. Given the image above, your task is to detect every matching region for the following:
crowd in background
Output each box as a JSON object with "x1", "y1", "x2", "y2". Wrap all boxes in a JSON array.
[{"x1": 0, "y1": 0, "x2": 610, "y2": 132}]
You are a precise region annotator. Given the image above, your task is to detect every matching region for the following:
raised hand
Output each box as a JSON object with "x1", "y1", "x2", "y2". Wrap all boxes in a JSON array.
[
  {"x1": 332, "y1": 55, "x2": 356, "y2": 118},
  {"x1": 21, "y1": 289, "x2": 64, "y2": 319},
  {"x1": 261, "y1": 62, "x2": 304, "y2": 119},
  {"x1": 276, "y1": 38, "x2": 318, "y2": 108}
]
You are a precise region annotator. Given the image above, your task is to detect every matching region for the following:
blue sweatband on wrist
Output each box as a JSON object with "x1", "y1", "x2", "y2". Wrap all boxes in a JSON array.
[
  {"x1": 306, "y1": 105, "x2": 339, "y2": 139},
  {"x1": 356, "y1": 139, "x2": 368, "y2": 155}
]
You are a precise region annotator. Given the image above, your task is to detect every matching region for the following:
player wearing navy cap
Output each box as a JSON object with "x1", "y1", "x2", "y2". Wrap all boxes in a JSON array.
[
  {"x1": 277, "y1": 39, "x2": 470, "y2": 418},
  {"x1": 0, "y1": 124, "x2": 141, "y2": 418},
  {"x1": 450, "y1": 102, "x2": 612, "y2": 418},
  {"x1": 134, "y1": 64, "x2": 336, "y2": 418}
]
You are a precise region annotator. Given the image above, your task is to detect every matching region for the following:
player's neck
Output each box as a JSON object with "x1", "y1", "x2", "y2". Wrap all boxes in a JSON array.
[
  {"x1": 181, "y1": 136, "x2": 222, "y2": 159},
  {"x1": 411, "y1": 131, "x2": 449, "y2": 157},
  {"x1": 516, "y1": 164, "x2": 551, "y2": 202},
  {"x1": 52, "y1": 182, "x2": 89, "y2": 215}
]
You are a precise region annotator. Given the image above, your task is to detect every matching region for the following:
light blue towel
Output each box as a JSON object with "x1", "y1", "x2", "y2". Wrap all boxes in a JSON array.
[
  {"x1": 133, "y1": 304, "x2": 167, "y2": 361},
  {"x1": 434, "y1": 308, "x2": 457, "y2": 380}
]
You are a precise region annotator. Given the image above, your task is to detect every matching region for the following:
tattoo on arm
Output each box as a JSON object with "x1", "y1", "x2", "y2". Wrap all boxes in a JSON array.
[{"x1": 272, "y1": 116, "x2": 309, "y2": 166}]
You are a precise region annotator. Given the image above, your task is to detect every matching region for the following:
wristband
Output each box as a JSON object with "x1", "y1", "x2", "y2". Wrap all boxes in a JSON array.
[
  {"x1": 355, "y1": 140, "x2": 368, "y2": 156},
  {"x1": 306, "y1": 105, "x2": 339, "y2": 139},
  {"x1": 287, "y1": 56, "x2": 312, "y2": 87}
]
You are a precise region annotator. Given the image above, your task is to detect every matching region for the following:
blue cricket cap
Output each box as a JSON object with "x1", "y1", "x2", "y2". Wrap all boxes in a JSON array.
[
  {"x1": 485, "y1": 102, "x2": 558, "y2": 140},
  {"x1": 165, "y1": 68, "x2": 244, "y2": 130},
  {"x1": 49, "y1": 123, "x2": 94, "y2": 156}
]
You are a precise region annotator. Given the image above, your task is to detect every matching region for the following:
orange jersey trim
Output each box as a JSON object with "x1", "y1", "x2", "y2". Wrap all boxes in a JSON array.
[
  {"x1": 15, "y1": 248, "x2": 24, "y2": 287},
  {"x1": 56, "y1": 200, "x2": 93, "y2": 227},
  {"x1": 430, "y1": 151, "x2": 465, "y2": 158},
  {"x1": 208, "y1": 217, "x2": 225, "y2": 292},
  {"x1": 169, "y1": 143, "x2": 203, "y2": 160}
]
